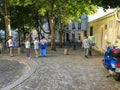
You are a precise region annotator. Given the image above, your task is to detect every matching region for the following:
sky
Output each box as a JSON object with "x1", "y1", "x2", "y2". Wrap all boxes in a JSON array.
[{"x1": 88, "y1": 7, "x2": 115, "y2": 22}]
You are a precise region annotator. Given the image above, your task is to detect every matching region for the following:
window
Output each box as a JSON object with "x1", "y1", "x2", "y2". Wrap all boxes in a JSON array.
[
  {"x1": 66, "y1": 25, "x2": 69, "y2": 30},
  {"x1": 72, "y1": 22, "x2": 76, "y2": 29},
  {"x1": 105, "y1": 24, "x2": 107, "y2": 30},
  {"x1": 109, "y1": 20, "x2": 113, "y2": 28},
  {"x1": 78, "y1": 23, "x2": 81, "y2": 29}
]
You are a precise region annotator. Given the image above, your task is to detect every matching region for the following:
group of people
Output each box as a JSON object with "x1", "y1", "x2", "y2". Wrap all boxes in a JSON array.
[
  {"x1": 24, "y1": 36, "x2": 47, "y2": 59},
  {"x1": 6, "y1": 35, "x2": 93, "y2": 59},
  {"x1": 6, "y1": 35, "x2": 47, "y2": 59}
]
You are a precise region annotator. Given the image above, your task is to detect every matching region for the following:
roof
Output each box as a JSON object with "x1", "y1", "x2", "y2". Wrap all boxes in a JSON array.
[{"x1": 88, "y1": 7, "x2": 115, "y2": 22}]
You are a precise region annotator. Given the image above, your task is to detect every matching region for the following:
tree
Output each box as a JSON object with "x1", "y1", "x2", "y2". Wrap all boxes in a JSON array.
[
  {"x1": 10, "y1": 5, "x2": 36, "y2": 46},
  {"x1": 53, "y1": 0, "x2": 97, "y2": 48},
  {"x1": 9, "y1": 0, "x2": 98, "y2": 50},
  {"x1": 0, "y1": 0, "x2": 12, "y2": 43},
  {"x1": 90, "y1": 0, "x2": 120, "y2": 9}
]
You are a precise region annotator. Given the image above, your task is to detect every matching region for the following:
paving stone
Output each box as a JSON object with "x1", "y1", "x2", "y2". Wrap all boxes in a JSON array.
[
  {"x1": 0, "y1": 59, "x2": 25, "y2": 89},
  {"x1": 1, "y1": 46, "x2": 120, "y2": 90},
  {"x1": 12, "y1": 47, "x2": 120, "y2": 90}
]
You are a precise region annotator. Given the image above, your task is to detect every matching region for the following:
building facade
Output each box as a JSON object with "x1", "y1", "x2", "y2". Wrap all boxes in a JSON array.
[
  {"x1": 31, "y1": 15, "x2": 88, "y2": 44},
  {"x1": 65, "y1": 15, "x2": 88, "y2": 43},
  {"x1": 87, "y1": 8, "x2": 120, "y2": 53}
]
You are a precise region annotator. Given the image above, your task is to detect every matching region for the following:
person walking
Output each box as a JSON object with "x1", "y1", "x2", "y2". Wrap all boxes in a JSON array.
[
  {"x1": 25, "y1": 38, "x2": 31, "y2": 59},
  {"x1": 33, "y1": 37, "x2": 39, "y2": 57},
  {"x1": 40, "y1": 36, "x2": 47, "y2": 57},
  {"x1": 7, "y1": 36, "x2": 14, "y2": 57},
  {"x1": 82, "y1": 36, "x2": 90, "y2": 58}
]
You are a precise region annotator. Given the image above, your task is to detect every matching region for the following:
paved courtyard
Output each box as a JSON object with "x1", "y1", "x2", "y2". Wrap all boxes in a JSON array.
[
  {"x1": 0, "y1": 59, "x2": 25, "y2": 89},
  {"x1": 1, "y1": 46, "x2": 120, "y2": 90},
  {"x1": 13, "y1": 47, "x2": 120, "y2": 90}
]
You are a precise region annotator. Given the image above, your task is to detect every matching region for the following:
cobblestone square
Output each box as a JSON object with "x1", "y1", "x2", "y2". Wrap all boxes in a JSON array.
[{"x1": 1, "y1": 47, "x2": 120, "y2": 90}]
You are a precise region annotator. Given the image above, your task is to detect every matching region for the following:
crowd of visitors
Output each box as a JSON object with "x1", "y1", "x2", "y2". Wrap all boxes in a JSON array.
[
  {"x1": 5, "y1": 34, "x2": 95, "y2": 59},
  {"x1": 6, "y1": 35, "x2": 48, "y2": 60}
]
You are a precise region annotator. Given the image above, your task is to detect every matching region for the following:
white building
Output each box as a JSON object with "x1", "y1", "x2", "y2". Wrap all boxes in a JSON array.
[{"x1": 65, "y1": 15, "x2": 88, "y2": 42}]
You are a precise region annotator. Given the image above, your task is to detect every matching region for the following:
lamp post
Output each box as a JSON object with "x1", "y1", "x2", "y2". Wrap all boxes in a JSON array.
[
  {"x1": 73, "y1": 30, "x2": 76, "y2": 50},
  {"x1": 72, "y1": 21, "x2": 76, "y2": 50}
]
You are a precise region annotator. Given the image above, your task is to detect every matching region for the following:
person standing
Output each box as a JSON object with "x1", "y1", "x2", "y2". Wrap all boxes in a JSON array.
[
  {"x1": 82, "y1": 36, "x2": 90, "y2": 58},
  {"x1": 33, "y1": 37, "x2": 39, "y2": 57},
  {"x1": 7, "y1": 36, "x2": 14, "y2": 57},
  {"x1": 40, "y1": 36, "x2": 47, "y2": 57},
  {"x1": 25, "y1": 38, "x2": 31, "y2": 59}
]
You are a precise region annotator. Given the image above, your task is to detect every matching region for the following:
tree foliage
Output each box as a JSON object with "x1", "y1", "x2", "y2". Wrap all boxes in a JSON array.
[
  {"x1": 9, "y1": 0, "x2": 98, "y2": 50},
  {"x1": 90, "y1": 0, "x2": 120, "y2": 9}
]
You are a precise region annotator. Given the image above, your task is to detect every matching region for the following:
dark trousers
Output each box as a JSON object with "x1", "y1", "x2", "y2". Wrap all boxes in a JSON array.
[
  {"x1": 89, "y1": 46, "x2": 92, "y2": 56},
  {"x1": 26, "y1": 48, "x2": 30, "y2": 57}
]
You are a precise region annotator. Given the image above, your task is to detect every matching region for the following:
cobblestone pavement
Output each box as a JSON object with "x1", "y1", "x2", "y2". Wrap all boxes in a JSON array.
[
  {"x1": 0, "y1": 57, "x2": 26, "y2": 89},
  {"x1": 4, "y1": 47, "x2": 120, "y2": 90}
]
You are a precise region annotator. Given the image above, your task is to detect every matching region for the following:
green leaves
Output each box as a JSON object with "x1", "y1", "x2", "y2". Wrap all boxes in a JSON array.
[
  {"x1": 10, "y1": 0, "x2": 33, "y2": 6},
  {"x1": 90, "y1": 0, "x2": 120, "y2": 9},
  {"x1": 38, "y1": 8, "x2": 46, "y2": 16}
]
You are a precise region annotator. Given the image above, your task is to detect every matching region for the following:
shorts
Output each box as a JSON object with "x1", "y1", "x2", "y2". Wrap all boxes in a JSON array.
[{"x1": 9, "y1": 46, "x2": 13, "y2": 48}]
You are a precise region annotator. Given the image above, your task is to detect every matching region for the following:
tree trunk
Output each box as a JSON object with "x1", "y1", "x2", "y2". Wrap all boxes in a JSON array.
[
  {"x1": 59, "y1": 22, "x2": 64, "y2": 48},
  {"x1": 59, "y1": 30, "x2": 63, "y2": 48},
  {"x1": 4, "y1": 0, "x2": 11, "y2": 42},
  {"x1": 50, "y1": 0, "x2": 56, "y2": 51},
  {"x1": 18, "y1": 28, "x2": 21, "y2": 47},
  {"x1": 50, "y1": 18, "x2": 56, "y2": 50}
]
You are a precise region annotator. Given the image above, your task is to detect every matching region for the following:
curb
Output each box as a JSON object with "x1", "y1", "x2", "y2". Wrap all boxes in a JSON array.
[{"x1": 0, "y1": 57, "x2": 37, "y2": 90}]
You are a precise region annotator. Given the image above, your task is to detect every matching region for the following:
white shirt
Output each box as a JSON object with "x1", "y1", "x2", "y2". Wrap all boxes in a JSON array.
[
  {"x1": 83, "y1": 39, "x2": 90, "y2": 48},
  {"x1": 40, "y1": 39, "x2": 47, "y2": 45},
  {"x1": 25, "y1": 41, "x2": 30, "y2": 48},
  {"x1": 8, "y1": 39, "x2": 13, "y2": 47}
]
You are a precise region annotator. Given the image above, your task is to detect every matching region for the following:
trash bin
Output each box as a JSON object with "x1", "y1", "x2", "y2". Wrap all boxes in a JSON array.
[
  {"x1": 18, "y1": 44, "x2": 25, "y2": 54},
  {"x1": 21, "y1": 44, "x2": 25, "y2": 53},
  {"x1": 18, "y1": 47, "x2": 21, "y2": 54}
]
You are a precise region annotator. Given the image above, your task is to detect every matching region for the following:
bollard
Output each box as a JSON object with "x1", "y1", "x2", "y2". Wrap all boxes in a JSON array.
[
  {"x1": 18, "y1": 47, "x2": 21, "y2": 54},
  {"x1": 64, "y1": 49, "x2": 69, "y2": 55}
]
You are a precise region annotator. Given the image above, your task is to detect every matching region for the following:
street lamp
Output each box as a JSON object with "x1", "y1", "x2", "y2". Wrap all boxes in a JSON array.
[
  {"x1": 73, "y1": 30, "x2": 76, "y2": 50},
  {"x1": 38, "y1": 13, "x2": 41, "y2": 40},
  {"x1": 72, "y1": 21, "x2": 76, "y2": 50}
]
